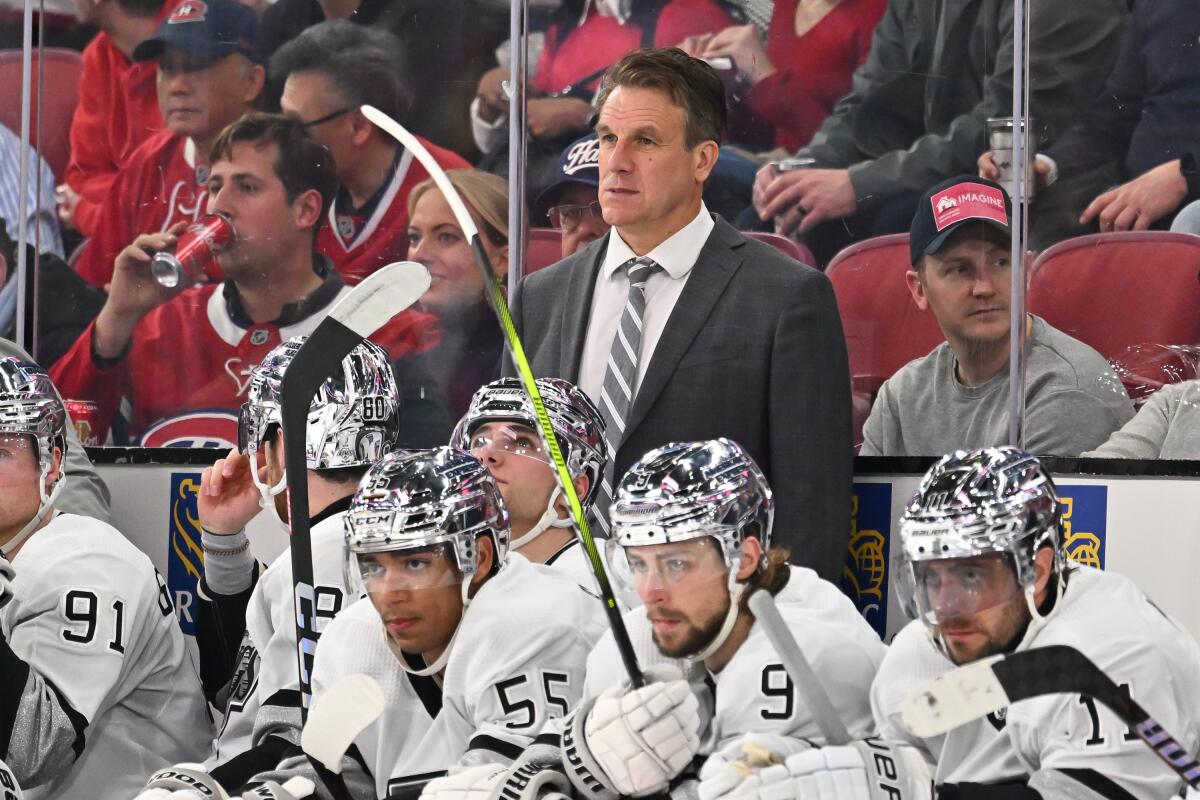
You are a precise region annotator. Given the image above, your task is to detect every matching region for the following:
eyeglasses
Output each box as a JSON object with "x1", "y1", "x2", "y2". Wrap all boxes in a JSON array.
[
  {"x1": 302, "y1": 108, "x2": 354, "y2": 128},
  {"x1": 549, "y1": 200, "x2": 603, "y2": 233}
]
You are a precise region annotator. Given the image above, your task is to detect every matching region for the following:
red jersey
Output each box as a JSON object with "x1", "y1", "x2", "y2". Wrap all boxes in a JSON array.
[
  {"x1": 75, "y1": 131, "x2": 214, "y2": 289},
  {"x1": 64, "y1": 9, "x2": 172, "y2": 237},
  {"x1": 316, "y1": 137, "x2": 469, "y2": 285},
  {"x1": 50, "y1": 263, "x2": 437, "y2": 446}
]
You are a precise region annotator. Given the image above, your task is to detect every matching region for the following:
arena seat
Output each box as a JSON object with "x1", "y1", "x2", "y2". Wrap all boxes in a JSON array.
[
  {"x1": 525, "y1": 228, "x2": 564, "y2": 274},
  {"x1": 0, "y1": 48, "x2": 84, "y2": 180},
  {"x1": 1029, "y1": 231, "x2": 1200, "y2": 401},
  {"x1": 743, "y1": 230, "x2": 817, "y2": 267}
]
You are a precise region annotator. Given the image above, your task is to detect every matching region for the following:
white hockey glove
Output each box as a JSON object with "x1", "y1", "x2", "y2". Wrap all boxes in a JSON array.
[
  {"x1": 697, "y1": 734, "x2": 813, "y2": 800},
  {"x1": 0, "y1": 756, "x2": 23, "y2": 800},
  {"x1": 420, "y1": 762, "x2": 573, "y2": 800},
  {"x1": 562, "y1": 665, "x2": 701, "y2": 799},
  {"x1": 235, "y1": 778, "x2": 316, "y2": 800},
  {"x1": 136, "y1": 764, "x2": 232, "y2": 800},
  {"x1": 708, "y1": 739, "x2": 932, "y2": 800}
]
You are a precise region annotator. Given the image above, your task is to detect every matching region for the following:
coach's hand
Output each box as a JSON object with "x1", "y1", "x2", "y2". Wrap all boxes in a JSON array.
[{"x1": 94, "y1": 224, "x2": 188, "y2": 360}]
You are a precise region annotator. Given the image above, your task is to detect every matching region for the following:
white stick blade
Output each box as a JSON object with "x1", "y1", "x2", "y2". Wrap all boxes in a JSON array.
[
  {"x1": 902, "y1": 655, "x2": 1010, "y2": 737},
  {"x1": 302, "y1": 673, "x2": 386, "y2": 773},
  {"x1": 329, "y1": 261, "x2": 431, "y2": 338}
]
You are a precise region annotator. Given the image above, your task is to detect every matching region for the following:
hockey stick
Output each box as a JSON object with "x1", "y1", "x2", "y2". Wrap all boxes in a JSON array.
[
  {"x1": 280, "y1": 263, "x2": 429, "y2": 798},
  {"x1": 362, "y1": 104, "x2": 647, "y2": 689},
  {"x1": 302, "y1": 673, "x2": 385, "y2": 772},
  {"x1": 748, "y1": 590, "x2": 851, "y2": 745},
  {"x1": 902, "y1": 644, "x2": 1200, "y2": 788}
]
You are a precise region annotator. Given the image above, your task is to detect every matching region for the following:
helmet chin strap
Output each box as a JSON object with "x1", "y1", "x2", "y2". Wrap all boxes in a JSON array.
[
  {"x1": 511, "y1": 486, "x2": 573, "y2": 551},
  {"x1": 2, "y1": 469, "x2": 64, "y2": 559},
  {"x1": 687, "y1": 579, "x2": 747, "y2": 663},
  {"x1": 394, "y1": 580, "x2": 473, "y2": 677},
  {"x1": 252, "y1": 466, "x2": 290, "y2": 532}
]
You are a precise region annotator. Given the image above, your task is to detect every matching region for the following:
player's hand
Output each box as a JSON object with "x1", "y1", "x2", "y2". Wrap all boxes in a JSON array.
[
  {"x1": 693, "y1": 25, "x2": 775, "y2": 83},
  {"x1": 714, "y1": 739, "x2": 932, "y2": 800},
  {"x1": 199, "y1": 447, "x2": 267, "y2": 535},
  {"x1": 698, "y1": 734, "x2": 812, "y2": 800},
  {"x1": 1081, "y1": 159, "x2": 1189, "y2": 232},
  {"x1": 420, "y1": 762, "x2": 572, "y2": 800},
  {"x1": 578, "y1": 665, "x2": 701, "y2": 797},
  {"x1": 94, "y1": 223, "x2": 190, "y2": 359},
  {"x1": 476, "y1": 67, "x2": 510, "y2": 123},
  {"x1": 56, "y1": 183, "x2": 80, "y2": 229},
  {"x1": 0, "y1": 757, "x2": 22, "y2": 800},
  {"x1": 527, "y1": 98, "x2": 592, "y2": 142},
  {"x1": 233, "y1": 777, "x2": 315, "y2": 800},
  {"x1": 135, "y1": 763, "x2": 232, "y2": 800},
  {"x1": 756, "y1": 168, "x2": 857, "y2": 237}
]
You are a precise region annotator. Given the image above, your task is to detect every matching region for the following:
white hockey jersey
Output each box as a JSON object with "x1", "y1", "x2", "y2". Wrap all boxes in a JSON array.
[
  {"x1": 210, "y1": 510, "x2": 354, "y2": 765},
  {"x1": 292, "y1": 554, "x2": 603, "y2": 799},
  {"x1": 581, "y1": 566, "x2": 887, "y2": 752},
  {"x1": 874, "y1": 565, "x2": 1200, "y2": 797},
  {"x1": 2, "y1": 513, "x2": 212, "y2": 800}
]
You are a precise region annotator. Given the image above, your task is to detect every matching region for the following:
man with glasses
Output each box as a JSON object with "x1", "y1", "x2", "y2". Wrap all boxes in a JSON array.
[
  {"x1": 272, "y1": 21, "x2": 469, "y2": 285},
  {"x1": 73, "y1": 0, "x2": 266, "y2": 289},
  {"x1": 536, "y1": 135, "x2": 611, "y2": 259}
]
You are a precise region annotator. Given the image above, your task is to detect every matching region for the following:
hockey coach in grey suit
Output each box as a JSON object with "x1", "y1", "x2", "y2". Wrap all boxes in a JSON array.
[{"x1": 510, "y1": 47, "x2": 853, "y2": 582}]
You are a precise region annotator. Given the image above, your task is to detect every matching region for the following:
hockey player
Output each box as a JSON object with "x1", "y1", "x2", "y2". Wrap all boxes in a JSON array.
[
  {"x1": 145, "y1": 447, "x2": 603, "y2": 800},
  {"x1": 51, "y1": 113, "x2": 432, "y2": 447},
  {"x1": 451, "y1": 377, "x2": 609, "y2": 582},
  {"x1": 426, "y1": 439, "x2": 885, "y2": 800},
  {"x1": 727, "y1": 447, "x2": 1200, "y2": 799},
  {"x1": 0, "y1": 357, "x2": 211, "y2": 800},
  {"x1": 187, "y1": 336, "x2": 401, "y2": 784}
]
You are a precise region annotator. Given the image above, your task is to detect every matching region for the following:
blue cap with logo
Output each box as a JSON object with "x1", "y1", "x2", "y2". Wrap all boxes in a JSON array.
[
  {"x1": 133, "y1": 0, "x2": 261, "y2": 64},
  {"x1": 535, "y1": 134, "x2": 600, "y2": 213}
]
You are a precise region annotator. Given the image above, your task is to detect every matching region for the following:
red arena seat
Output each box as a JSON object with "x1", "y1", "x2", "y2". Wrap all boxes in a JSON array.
[
  {"x1": 525, "y1": 227, "x2": 564, "y2": 274},
  {"x1": 0, "y1": 48, "x2": 84, "y2": 180},
  {"x1": 743, "y1": 230, "x2": 817, "y2": 267}
]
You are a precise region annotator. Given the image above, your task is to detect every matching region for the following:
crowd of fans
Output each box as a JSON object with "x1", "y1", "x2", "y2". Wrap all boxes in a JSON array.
[{"x1": 0, "y1": 0, "x2": 1197, "y2": 464}]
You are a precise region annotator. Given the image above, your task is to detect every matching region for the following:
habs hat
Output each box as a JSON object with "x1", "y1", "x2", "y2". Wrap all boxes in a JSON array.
[
  {"x1": 133, "y1": 0, "x2": 261, "y2": 64},
  {"x1": 534, "y1": 134, "x2": 601, "y2": 214},
  {"x1": 910, "y1": 175, "x2": 1012, "y2": 265}
]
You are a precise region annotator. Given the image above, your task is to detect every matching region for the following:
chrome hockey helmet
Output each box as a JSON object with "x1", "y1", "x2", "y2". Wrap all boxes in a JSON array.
[
  {"x1": 0, "y1": 358, "x2": 69, "y2": 556},
  {"x1": 344, "y1": 446, "x2": 510, "y2": 674},
  {"x1": 239, "y1": 335, "x2": 400, "y2": 507},
  {"x1": 896, "y1": 446, "x2": 1064, "y2": 654},
  {"x1": 608, "y1": 438, "x2": 773, "y2": 661},
  {"x1": 451, "y1": 377, "x2": 608, "y2": 547}
]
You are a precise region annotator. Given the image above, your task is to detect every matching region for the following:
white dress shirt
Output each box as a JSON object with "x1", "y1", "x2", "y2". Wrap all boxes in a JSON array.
[{"x1": 578, "y1": 203, "x2": 715, "y2": 406}]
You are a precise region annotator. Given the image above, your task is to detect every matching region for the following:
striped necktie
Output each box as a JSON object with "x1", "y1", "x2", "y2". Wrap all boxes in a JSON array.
[{"x1": 593, "y1": 256, "x2": 662, "y2": 533}]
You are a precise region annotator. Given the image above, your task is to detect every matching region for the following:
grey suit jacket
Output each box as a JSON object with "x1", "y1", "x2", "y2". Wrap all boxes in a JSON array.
[{"x1": 510, "y1": 216, "x2": 852, "y2": 583}]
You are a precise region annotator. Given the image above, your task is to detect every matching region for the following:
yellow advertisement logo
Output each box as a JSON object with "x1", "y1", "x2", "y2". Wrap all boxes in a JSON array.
[{"x1": 1060, "y1": 496, "x2": 1102, "y2": 569}]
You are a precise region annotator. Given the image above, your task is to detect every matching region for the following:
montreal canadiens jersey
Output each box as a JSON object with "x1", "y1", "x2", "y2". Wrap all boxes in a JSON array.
[
  {"x1": 3, "y1": 513, "x2": 212, "y2": 800},
  {"x1": 581, "y1": 566, "x2": 886, "y2": 752},
  {"x1": 293, "y1": 554, "x2": 601, "y2": 799},
  {"x1": 874, "y1": 565, "x2": 1200, "y2": 797},
  {"x1": 209, "y1": 510, "x2": 355, "y2": 766}
]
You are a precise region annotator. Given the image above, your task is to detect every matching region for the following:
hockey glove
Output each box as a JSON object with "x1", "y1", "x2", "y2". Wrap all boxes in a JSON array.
[
  {"x1": 562, "y1": 665, "x2": 701, "y2": 799},
  {"x1": 711, "y1": 739, "x2": 932, "y2": 800},
  {"x1": 135, "y1": 764, "x2": 232, "y2": 800},
  {"x1": 235, "y1": 777, "x2": 315, "y2": 800},
  {"x1": 420, "y1": 761, "x2": 572, "y2": 800},
  {"x1": 697, "y1": 734, "x2": 813, "y2": 800}
]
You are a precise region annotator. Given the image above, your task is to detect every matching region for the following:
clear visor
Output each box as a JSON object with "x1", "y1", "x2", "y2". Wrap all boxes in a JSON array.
[
  {"x1": 0, "y1": 433, "x2": 39, "y2": 486},
  {"x1": 896, "y1": 552, "x2": 1024, "y2": 628},
  {"x1": 346, "y1": 543, "x2": 467, "y2": 596},
  {"x1": 606, "y1": 536, "x2": 732, "y2": 599},
  {"x1": 467, "y1": 422, "x2": 551, "y2": 466}
]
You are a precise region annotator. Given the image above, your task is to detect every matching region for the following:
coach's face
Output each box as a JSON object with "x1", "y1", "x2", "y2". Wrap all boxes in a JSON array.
[{"x1": 596, "y1": 86, "x2": 717, "y2": 253}]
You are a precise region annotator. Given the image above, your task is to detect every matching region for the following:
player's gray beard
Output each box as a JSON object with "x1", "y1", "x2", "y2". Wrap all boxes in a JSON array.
[{"x1": 652, "y1": 598, "x2": 730, "y2": 659}]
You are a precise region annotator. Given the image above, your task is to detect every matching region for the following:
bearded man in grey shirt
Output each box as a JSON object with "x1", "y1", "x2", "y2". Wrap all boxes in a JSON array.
[{"x1": 861, "y1": 176, "x2": 1134, "y2": 457}]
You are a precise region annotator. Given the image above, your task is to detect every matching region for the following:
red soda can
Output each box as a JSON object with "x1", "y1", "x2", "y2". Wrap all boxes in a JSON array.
[
  {"x1": 64, "y1": 399, "x2": 101, "y2": 446},
  {"x1": 152, "y1": 213, "x2": 234, "y2": 288}
]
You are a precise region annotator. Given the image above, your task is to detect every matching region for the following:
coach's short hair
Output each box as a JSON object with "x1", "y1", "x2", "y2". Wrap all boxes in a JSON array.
[
  {"x1": 270, "y1": 20, "x2": 411, "y2": 122},
  {"x1": 210, "y1": 112, "x2": 338, "y2": 223},
  {"x1": 595, "y1": 47, "x2": 727, "y2": 149}
]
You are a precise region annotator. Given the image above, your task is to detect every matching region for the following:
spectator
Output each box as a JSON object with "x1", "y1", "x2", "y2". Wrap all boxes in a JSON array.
[
  {"x1": 72, "y1": 0, "x2": 265, "y2": 289},
  {"x1": 752, "y1": 0, "x2": 1127, "y2": 264},
  {"x1": 860, "y1": 176, "x2": 1135, "y2": 457},
  {"x1": 511, "y1": 48, "x2": 853, "y2": 582},
  {"x1": 272, "y1": 21, "x2": 469, "y2": 285},
  {"x1": 535, "y1": 133, "x2": 610, "y2": 259},
  {"x1": 679, "y1": 0, "x2": 885, "y2": 152},
  {"x1": 51, "y1": 113, "x2": 426, "y2": 446},
  {"x1": 0, "y1": 124, "x2": 63, "y2": 258},
  {"x1": 471, "y1": 0, "x2": 734, "y2": 199},
  {"x1": 1082, "y1": 379, "x2": 1200, "y2": 460},
  {"x1": 58, "y1": 0, "x2": 170, "y2": 237},
  {"x1": 980, "y1": 1, "x2": 1200, "y2": 245},
  {"x1": 394, "y1": 168, "x2": 510, "y2": 427}
]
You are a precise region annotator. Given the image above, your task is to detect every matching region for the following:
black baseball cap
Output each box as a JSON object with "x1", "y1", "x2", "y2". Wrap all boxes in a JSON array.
[
  {"x1": 133, "y1": 0, "x2": 261, "y2": 64},
  {"x1": 910, "y1": 175, "x2": 1012, "y2": 265},
  {"x1": 534, "y1": 134, "x2": 601, "y2": 214}
]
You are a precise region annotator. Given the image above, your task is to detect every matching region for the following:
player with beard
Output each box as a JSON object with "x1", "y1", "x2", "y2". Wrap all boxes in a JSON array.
[
  {"x1": 424, "y1": 438, "x2": 884, "y2": 800},
  {"x1": 729, "y1": 447, "x2": 1200, "y2": 800}
]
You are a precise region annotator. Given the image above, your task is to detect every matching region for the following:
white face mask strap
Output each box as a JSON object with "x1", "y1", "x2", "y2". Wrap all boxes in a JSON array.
[
  {"x1": 510, "y1": 485, "x2": 573, "y2": 551},
  {"x1": 2, "y1": 466, "x2": 63, "y2": 558},
  {"x1": 396, "y1": 623, "x2": 460, "y2": 676},
  {"x1": 688, "y1": 581, "x2": 746, "y2": 663}
]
